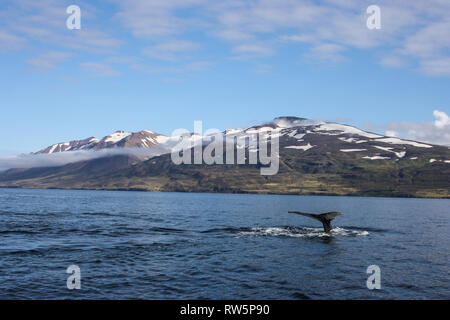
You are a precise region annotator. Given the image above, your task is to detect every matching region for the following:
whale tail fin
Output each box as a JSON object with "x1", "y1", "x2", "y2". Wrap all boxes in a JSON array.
[{"x1": 288, "y1": 211, "x2": 343, "y2": 233}]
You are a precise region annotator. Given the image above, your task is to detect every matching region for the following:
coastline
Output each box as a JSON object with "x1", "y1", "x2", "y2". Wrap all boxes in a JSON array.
[{"x1": 1, "y1": 185, "x2": 448, "y2": 199}]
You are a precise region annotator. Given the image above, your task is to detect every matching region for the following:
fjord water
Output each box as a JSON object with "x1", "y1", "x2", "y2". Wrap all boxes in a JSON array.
[{"x1": 0, "y1": 188, "x2": 448, "y2": 299}]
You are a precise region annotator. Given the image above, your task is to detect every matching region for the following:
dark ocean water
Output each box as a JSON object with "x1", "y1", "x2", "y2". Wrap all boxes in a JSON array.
[{"x1": 0, "y1": 188, "x2": 448, "y2": 299}]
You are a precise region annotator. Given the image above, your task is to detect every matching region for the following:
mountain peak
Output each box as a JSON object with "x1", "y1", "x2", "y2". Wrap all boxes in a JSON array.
[
  {"x1": 35, "y1": 129, "x2": 167, "y2": 154},
  {"x1": 274, "y1": 116, "x2": 308, "y2": 121},
  {"x1": 103, "y1": 131, "x2": 132, "y2": 143},
  {"x1": 272, "y1": 116, "x2": 322, "y2": 128}
]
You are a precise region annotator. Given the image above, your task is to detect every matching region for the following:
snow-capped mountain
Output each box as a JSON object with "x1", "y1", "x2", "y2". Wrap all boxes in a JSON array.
[
  {"x1": 30, "y1": 116, "x2": 450, "y2": 166},
  {"x1": 2, "y1": 116, "x2": 449, "y2": 198},
  {"x1": 35, "y1": 130, "x2": 169, "y2": 154},
  {"x1": 36, "y1": 137, "x2": 100, "y2": 154},
  {"x1": 229, "y1": 116, "x2": 436, "y2": 161},
  {"x1": 36, "y1": 117, "x2": 435, "y2": 156}
]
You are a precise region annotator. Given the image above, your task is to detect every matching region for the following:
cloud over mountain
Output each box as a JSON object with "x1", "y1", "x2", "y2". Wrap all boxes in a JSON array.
[{"x1": 373, "y1": 110, "x2": 450, "y2": 146}]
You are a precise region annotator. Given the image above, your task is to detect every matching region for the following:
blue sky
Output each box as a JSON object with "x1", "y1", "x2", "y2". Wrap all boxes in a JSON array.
[{"x1": 0, "y1": 0, "x2": 449, "y2": 155}]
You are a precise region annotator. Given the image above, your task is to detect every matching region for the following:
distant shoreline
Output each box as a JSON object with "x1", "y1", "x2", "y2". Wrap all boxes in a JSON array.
[{"x1": 1, "y1": 185, "x2": 449, "y2": 199}]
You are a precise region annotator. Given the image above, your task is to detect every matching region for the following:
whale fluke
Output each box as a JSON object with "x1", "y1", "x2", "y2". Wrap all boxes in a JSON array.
[{"x1": 288, "y1": 211, "x2": 343, "y2": 233}]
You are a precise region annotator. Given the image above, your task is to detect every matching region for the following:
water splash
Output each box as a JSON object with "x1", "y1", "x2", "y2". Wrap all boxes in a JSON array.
[{"x1": 237, "y1": 226, "x2": 369, "y2": 238}]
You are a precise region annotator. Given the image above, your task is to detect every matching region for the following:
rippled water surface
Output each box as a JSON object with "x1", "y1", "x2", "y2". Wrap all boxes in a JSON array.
[{"x1": 0, "y1": 188, "x2": 448, "y2": 299}]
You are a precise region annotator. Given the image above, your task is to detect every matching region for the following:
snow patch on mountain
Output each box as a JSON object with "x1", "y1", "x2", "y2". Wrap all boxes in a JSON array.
[
  {"x1": 429, "y1": 159, "x2": 450, "y2": 164},
  {"x1": 225, "y1": 129, "x2": 243, "y2": 135},
  {"x1": 315, "y1": 123, "x2": 382, "y2": 139},
  {"x1": 339, "y1": 137, "x2": 368, "y2": 144},
  {"x1": 285, "y1": 143, "x2": 315, "y2": 151},
  {"x1": 104, "y1": 131, "x2": 132, "y2": 143},
  {"x1": 373, "y1": 137, "x2": 432, "y2": 148},
  {"x1": 155, "y1": 135, "x2": 170, "y2": 144},
  {"x1": 246, "y1": 126, "x2": 278, "y2": 134},
  {"x1": 340, "y1": 149, "x2": 367, "y2": 152},
  {"x1": 363, "y1": 156, "x2": 391, "y2": 160},
  {"x1": 373, "y1": 146, "x2": 406, "y2": 158}
]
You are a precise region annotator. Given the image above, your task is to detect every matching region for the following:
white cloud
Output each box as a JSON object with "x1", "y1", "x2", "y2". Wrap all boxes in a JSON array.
[
  {"x1": 80, "y1": 62, "x2": 120, "y2": 77},
  {"x1": 143, "y1": 40, "x2": 199, "y2": 61},
  {"x1": 385, "y1": 130, "x2": 398, "y2": 137},
  {"x1": 434, "y1": 110, "x2": 449, "y2": 128},
  {"x1": 113, "y1": 0, "x2": 450, "y2": 74},
  {"x1": 184, "y1": 61, "x2": 212, "y2": 71},
  {"x1": 131, "y1": 60, "x2": 212, "y2": 74},
  {"x1": 0, "y1": 30, "x2": 26, "y2": 50},
  {"x1": 2, "y1": 0, "x2": 450, "y2": 76},
  {"x1": 27, "y1": 51, "x2": 72, "y2": 71},
  {"x1": 401, "y1": 21, "x2": 450, "y2": 59},
  {"x1": 64, "y1": 30, "x2": 123, "y2": 53},
  {"x1": 280, "y1": 34, "x2": 316, "y2": 43},
  {"x1": 381, "y1": 110, "x2": 450, "y2": 146},
  {"x1": 305, "y1": 43, "x2": 346, "y2": 62},
  {"x1": 114, "y1": 0, "x2": 206, "y2": 37},
  {"x1": 232, "y1": 43, "x2": 274, "y2": 58},
  {"x1": 3, "y1": 0, "x2": 122, "y2": 54},
  {"x1": 419, "y1": 58, "x2": 450, "y2": 76},
  {"x1": 254, "y1": 63, "x2": 272, "y2": 73},
  {"x1": 0, "y1": 147, "x2": 165, "y2": 172},
  {"x1": 380, "y1": 55, "x2": 407, "y2": 68},
  {"x1": 105, "y1": 55, "x2": 138, "y2": 64},
  {"x1": 398, "y1": 19, "x2": 450, "y2": 76},
  {"x1": 215, "y1": 29, "x2": 253, "y2": 41}
]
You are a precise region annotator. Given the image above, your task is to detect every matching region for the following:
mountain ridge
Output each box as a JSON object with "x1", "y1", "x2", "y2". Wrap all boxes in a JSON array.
[
  {"x1": 1, "y1": 116, "x2": 449, "y2": 198},
  {"x1": 35, "y1": 129, "x2": 168, "y2": 154},
  {"x1": 33, "y1": 116, "x2": 443, "y2": 155}
]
